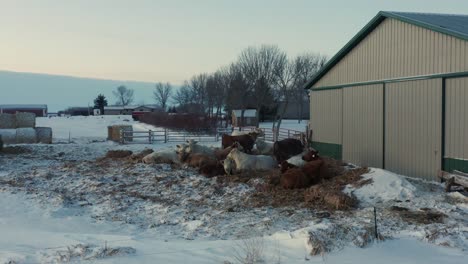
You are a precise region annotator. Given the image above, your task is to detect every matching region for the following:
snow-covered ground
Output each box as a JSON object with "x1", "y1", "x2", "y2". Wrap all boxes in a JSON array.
[{"x1": 0, "y1": 116, "x2": 466, "y2": 263}]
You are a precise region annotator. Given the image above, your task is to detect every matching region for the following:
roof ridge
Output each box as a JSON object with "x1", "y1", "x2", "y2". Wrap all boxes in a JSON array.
[{"x1": 385, "y1": 11, "x2": 468, "y2": 17}]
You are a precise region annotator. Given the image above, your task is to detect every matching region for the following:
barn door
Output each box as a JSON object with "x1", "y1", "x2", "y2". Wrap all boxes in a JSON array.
[
  {"x1": 385, "y1": 78, "x2": 442, "y2": 180},
  {"x1": 342, "y1": 84, "x2": 384, "y2": 167}
]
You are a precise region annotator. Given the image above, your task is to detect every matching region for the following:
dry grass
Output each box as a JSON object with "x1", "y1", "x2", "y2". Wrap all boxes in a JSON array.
[
  {"x1": 232, "y1": 237, "x2": 265, "y2": 264},
  {"x1": 390, "y1": 206, "x2": 446, "y2": 224},
  {"x1": 104, "y1": 150, "x2": 133, "y2": 159}
]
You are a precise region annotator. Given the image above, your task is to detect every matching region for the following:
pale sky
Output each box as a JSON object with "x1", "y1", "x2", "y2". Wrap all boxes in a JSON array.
[{"x1": 1, "y1": 0, "x2": 467, "y2": 84}]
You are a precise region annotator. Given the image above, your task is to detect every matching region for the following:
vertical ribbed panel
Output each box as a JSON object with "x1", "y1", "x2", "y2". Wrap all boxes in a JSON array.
[
  {"x1": 310, "y1": 89, "x2": 343, "y2": 144},
  {"x1": 342, "y1": 84, "x2": 383, "y2": 167},
  {"x1": 313, "y1": 18, "x2": 468, "y2": 88},
  {"x1": 385, "y1": 79, "x2": 442, "y2": 180},
  {"x1": 445, "y1": 77, "x2": 468, "y2": 161}
]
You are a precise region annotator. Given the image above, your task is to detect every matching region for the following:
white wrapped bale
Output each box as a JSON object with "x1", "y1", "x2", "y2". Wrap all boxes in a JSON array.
[
  {"x1": 0, "y1": 129, "x2": 16, "y2": 144},
  {"x1": 0, "y1": 114, "x2": 16, "y2": 129},
  {"x1": 16, "y1": 128, "x2": 37, "y2": 144},
  {"x1": 15, "y1": 112, "x2": 36, "y2": 128},
  {"x1": 35, "y1": 127, "x2": 52, "y2": 144}
]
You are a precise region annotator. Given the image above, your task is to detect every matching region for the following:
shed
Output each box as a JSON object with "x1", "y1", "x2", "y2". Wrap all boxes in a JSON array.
[
  {"x1": 305, "y1": 11, "x2": 468, "y2": 181},
  {"x1": 0, "y1": 104, "x2": 47, "y2": 117},
  {"x1": 232, "y1": 109, "x2": 258, "y2": 127}
]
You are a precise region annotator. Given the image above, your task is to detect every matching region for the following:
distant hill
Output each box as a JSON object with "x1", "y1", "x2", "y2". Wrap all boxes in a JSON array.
[{"x1": 0, "y1": 70, "x2": 172, "y2": 112}]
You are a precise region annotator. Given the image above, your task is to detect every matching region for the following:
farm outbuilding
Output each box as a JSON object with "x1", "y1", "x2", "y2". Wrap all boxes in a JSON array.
[
  {"x1": 0, "y1": 104, "x2": 47, "y2": 117},
  {"x1": 305, "y1": 11, "x2": 468, "y2": 181},
  {"x1": 232, "y1": 109, "x2": 258, "y2": 127}
]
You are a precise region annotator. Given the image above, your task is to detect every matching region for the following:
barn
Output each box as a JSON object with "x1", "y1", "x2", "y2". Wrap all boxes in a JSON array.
[
  {"x1": 0, "y1": 104, "x2": 48, "y2": 117},
  {"x1": 305, "y1": 11, "x2": 468, "y2": 181}
]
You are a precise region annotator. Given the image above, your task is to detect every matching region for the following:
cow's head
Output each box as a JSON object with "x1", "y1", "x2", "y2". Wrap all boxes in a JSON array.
[{"x1": 222, "y1": 157, "x2": 236, "y2": 176}]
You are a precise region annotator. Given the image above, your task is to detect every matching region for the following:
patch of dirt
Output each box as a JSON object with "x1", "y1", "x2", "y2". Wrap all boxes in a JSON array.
[{"x1": 390, "y1": 206, "x2": 446, "y2": 224}]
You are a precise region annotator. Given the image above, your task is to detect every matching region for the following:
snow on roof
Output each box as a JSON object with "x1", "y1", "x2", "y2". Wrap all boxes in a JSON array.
[
  {"x1": 232, "y1": 109, "x2": 257, "y2": 117},
  {"x1": 0, "y1": 104, "x2": 47, "y2": 109}
]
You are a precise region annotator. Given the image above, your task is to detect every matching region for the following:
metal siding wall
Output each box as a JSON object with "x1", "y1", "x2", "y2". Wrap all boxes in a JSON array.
[
  {"x1": 385, "y1": 79, "x2": 442, "y2": 180},
  {"x1": 342, "y1": 84, "x2": 383, "y2": 167},
  {"x1": 313, "y1": 18, "x2": 468, "y2": 88},
  {"x1": 445, "y1": 77, "x2": 468, "y2": 161},
  {"x1": 310, "y1": 89, "x2": 343, "y2": 144}
]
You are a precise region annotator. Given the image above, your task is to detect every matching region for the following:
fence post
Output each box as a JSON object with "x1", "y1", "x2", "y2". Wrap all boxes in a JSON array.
[
  {"x1": 164, "y1": 129, "x2": 168, "y2": 143},
  {"x1": 120, "y1": 129, "x2": 124, "y2": 144},
  {"x1": 288, "y1": 129, "x2": 290, "y2": 139},
  {"x1": 149, "y1": 130, "x2": 152, "y2": 144}
]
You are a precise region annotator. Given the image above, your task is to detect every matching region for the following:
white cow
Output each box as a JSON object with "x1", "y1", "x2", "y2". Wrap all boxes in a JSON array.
[
  {"x1": 176, "y1": 139, "x2": 215, "y2": 157},
  {"x1": 142, "y1": 149, "x2": 181, "y2": 164},
  {"x1": 255, "y1": 138, "x2": 274, "y2": 155},
  {"x1": 284, "y1": 150, "x2": 310, "y2": 167},
  {"x1": 224, "y1": 148, "x2": 277, "y2": 174}
]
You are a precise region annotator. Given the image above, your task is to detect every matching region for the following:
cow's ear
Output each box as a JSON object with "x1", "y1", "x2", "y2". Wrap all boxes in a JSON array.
[{"x1": 176, "y1": 145, "x2": 180, "y2": 148}]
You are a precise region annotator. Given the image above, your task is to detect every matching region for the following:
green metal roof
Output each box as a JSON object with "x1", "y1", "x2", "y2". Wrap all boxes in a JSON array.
[{"x1": 304, "y1": 11, "x2": 468, "y2": 90}]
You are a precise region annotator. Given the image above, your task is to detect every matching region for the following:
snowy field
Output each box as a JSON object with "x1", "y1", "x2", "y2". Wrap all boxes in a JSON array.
[{"x1": 0, "y1": 116, "x2": 466, "y2": 263}]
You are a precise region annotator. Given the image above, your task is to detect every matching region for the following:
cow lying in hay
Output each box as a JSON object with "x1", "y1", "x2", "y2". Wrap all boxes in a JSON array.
[
  {"x1": 255, "y1": 138, "x2": 274, "y2": 155},
  {"x1": 273, "y1": 138, "x2": 304, "y2": 163},
  {"x1": 221, "y1": 131, "x2": 261, "y2": 153},
  {"x1": 222, "y1": 148, "x2": 277, "y2": 175},
  {"x1": 280, "y1": 158, "x2": 325, "y2": 189},
  {"x1": 176, "y1": 139, "x2": 216, "y2": 158},
  {"x1": 214, "y1": 142, "x2": 243, "y2": 161},
  {"x1": 142, "y1": 148, "x2": 181, "y2": 164}
]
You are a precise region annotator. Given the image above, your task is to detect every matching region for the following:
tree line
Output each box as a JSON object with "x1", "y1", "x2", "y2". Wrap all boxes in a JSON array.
[{"x1": 94, "y1": 44, "x2": 327, "y2": 135}]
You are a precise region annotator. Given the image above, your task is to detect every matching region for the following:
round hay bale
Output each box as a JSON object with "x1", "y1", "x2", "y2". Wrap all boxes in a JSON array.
[
  {"x1": 15, "y1": 112, "x2": 36, "y2": 128},
  {"x1": 16, "y1": 128, "x2": 37, "y2": 144},
  {"x1": 35, "y1": 127, "x2": 52, "y2": 144},
  {"x1": 0, "y1": 129, "x2": 17, "y2": 144},
  {"x1": 0, "y1": 114, "x2": 16, "y2": 129}
]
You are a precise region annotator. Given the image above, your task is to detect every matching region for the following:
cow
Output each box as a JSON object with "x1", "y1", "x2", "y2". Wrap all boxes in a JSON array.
[
  {"x1": 179, "y1": 152, "x2": 217, "y2": 168},
  {"x1": 222, "y1": 157, "x2": 237, "y2": 176},
  {"x1": 280, "y1": 167, "x2": 311, "y2": 189},
  {"x1": 199, "y1": 160, "x2": 225, "y2": 177},
  {"x1": 214, "y1": 142, "x2": 243, "y2": 161},
  {"x1": 302, "y1": 148, "x2": 320, "y2": 162},
  {"x1": 255, "y1": 138, "x2": 274, "y2": 155},
  {"x1": 224, "y1": 148, "x2": 277, "y2": 174},
  {"x1": 273, "y1": 138, "x2": 304, "y2": 163},
  {"x1": 176, "y1": 139, "x2": 216, "y2": 160},
  {"x1": 302, "y1": 159, "x2": 325, "y2": 185},
  {"x1": 142, "y1": 149, "x2": 181, "y2": 164},
  {"x1": 221, "y1": 133, "x2": 258, "y2": 153},
  {"x1": 280, "y1": 160, "x2": 297, "y2": 173}
]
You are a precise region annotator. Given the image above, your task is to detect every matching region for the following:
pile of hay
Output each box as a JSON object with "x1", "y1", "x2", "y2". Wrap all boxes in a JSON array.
[
  {"x1": 104, "y1": 150, "x2": 133, "y2": 159},
  {"x1": 36, "y1": 127, "x2": 53, "y2": 144},
  {"x1": 16, "y1": 128, "x2": 37, "y2": 144},
  {"x1": 390, "y1": 206, "x2": 446, "y2": 224},
  {"x1": 15, "y1": 112, "x2": 36, "y2": 128},
  {"x1": 108, "y1": 125, "x2": 133, "y2": 142},
  {"x1": 0, "y1": 114, "x2": 16, "y2": 129}
]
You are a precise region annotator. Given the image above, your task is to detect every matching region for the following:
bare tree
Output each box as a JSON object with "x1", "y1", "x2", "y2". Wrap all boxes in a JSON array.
[
  {"x1": 153, "y1": 82, "x2": 172, "y2": 110},
  {"x1": 113, "y1": 85, "x2": 134, "y2": 106},
  {"x1": 223, "y1": 63, "x2": 251, "y2": 127},
  {"x1": 292, "y1": 54, "x2": 327, "y2": 123},
  {"x1": 172, "y1": 81, "x2": 193, "y2": 107},
  {"x1": 237, "y1": 45, "x2": 286, "y2": 127}
]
